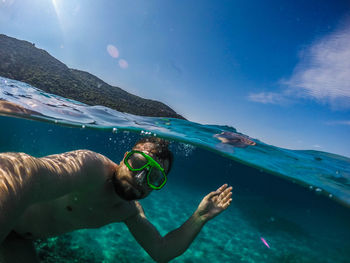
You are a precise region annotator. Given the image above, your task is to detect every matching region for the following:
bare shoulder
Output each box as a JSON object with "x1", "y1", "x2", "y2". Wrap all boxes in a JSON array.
[
  {"x1": 0, "y1": 152, "x2": 37, "y2": 164},
  {"x1": 39, "y1": 149, "x2": 115, "y2": 173},
  {"x1": 0, "y1": 152, "x2": 33, "y2": 158},
  {"x1": 0, "y1": 152, "x2": 39, "y2": 184},
  {"x1": 33, "y1": 150, "x2": 117, "y2": 200},
  {"x1": 43, "y1": 149, "x2": 110, "y2": 162}
]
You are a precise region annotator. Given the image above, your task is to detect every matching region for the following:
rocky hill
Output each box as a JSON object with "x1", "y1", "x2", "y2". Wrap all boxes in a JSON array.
[{"x1": 0, "y1": 34, "x2": 185, "y2": 119}]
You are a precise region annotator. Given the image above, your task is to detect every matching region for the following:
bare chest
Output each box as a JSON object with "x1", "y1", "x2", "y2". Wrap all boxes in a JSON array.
[{"x1": 13, "y1": 189, "x2": 136, "y2": 239}]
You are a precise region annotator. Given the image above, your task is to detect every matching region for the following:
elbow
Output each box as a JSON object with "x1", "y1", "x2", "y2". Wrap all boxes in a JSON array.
[
  {"x1": 152, "y1": 238, "x2": 170, "y2": 263},
  {"x1": 154, "y1": 256, "x2": 167, "y2": 263},
  {"x1": 153, "y1": 249, "x2": 166, "y2": 262},
  {"x1": 156, "y1": 253, "x2": 181, "y2": 263},
  {"x1": 154, "y1": 255, "x2": 170, "y2": 263},
  {"x1": 153, "y1": 241, "x2": 182, "y2": 263}
]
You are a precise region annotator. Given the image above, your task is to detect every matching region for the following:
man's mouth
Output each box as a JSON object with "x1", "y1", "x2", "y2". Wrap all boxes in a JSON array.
[
  {"x1": 132, "y1": 186, "x2": 141, "y2": 196},
  {"x1": 125, "y1": 180, "x2": 142, "y2": 196}
]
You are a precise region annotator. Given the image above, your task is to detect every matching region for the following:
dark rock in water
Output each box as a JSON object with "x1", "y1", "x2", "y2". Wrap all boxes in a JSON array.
[
  {"x1": 314, "y1": 157, "x2": 322, "y2": 161},
  {"x1": 35, "y1": 234, "x2": 104, "y2": 263},
  {"x1": 0, "y1": 34, "x2": 186, "y2": 120}
]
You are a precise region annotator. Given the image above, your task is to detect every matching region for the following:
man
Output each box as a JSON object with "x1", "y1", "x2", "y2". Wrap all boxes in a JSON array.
[{"x1": 0, "y1": 136, "x2": 233, "y2": 262}]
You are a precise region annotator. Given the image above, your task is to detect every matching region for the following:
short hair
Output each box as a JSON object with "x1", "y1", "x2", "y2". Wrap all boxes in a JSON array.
[{"x1": 133, "y1": 136, "x2": 173, "y2": 174}]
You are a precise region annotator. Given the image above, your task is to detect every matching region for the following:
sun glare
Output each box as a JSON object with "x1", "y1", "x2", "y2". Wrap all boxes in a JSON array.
[{"x1": 52, "y1": 0, "x2": 60, "y2": 17}]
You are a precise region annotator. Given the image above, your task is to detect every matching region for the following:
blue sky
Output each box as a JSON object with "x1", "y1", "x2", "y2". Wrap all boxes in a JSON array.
[{"x1": 1, "y1": 0, "x2": 350, "y2": 157}]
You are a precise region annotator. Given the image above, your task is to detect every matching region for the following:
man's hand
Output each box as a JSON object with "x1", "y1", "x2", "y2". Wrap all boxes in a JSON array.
[{"x1": 195, "y1": 184, "x2": 233, "y2": 222}]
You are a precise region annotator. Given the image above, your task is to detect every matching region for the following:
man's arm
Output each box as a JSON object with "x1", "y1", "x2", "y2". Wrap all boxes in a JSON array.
[
  {"x1": 0, "y1": 153, "x2": 42, "y2": 243},
  {"x1": 124, "y1": 201, "x2": 206, "y2": 263},
  {"x1": 124, "y1": 185, "x2": 232, "y2": 263}
]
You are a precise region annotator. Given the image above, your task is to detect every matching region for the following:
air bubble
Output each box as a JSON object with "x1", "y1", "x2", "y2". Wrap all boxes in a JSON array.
[
  {"x1": 112, "y1": 128, "x2": 117, "y2": 133},
  {"x1": 82, "y1": 125, "x2": 85, "y2": 129},
  {"x1": 315, "y1": 188, "x2": 322, "y2": 192},
  {"x1": 109, "y1": 138, "x2": 112, "y2": 141},
  {"x1": 175, "y1": 143, "x2": 196, "y2": 157},
  {"x1": 329, "y1": 194, "x2": 333, "y2": 198}
]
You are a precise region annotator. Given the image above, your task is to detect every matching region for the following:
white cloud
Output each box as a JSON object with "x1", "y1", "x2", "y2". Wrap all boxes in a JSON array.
[
  {"x1": 249, "y1": 24, "x2": 350, "y2": 109},
  {"x1": 247, "y1": 91, "x2": 289, "y2": 105},
  {"x1": 312, "y1": 144, "x2": 322, "y2": 149},
  {"x1": 283, "y1": 25, "x2": 350, "y2": 109}
]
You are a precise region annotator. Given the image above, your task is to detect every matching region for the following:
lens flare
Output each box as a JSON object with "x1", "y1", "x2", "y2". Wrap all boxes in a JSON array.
[
  {"x1": 119, "y1": 59, "x2": 129, "y2": 69},
  {"x1": 1, "y1": 0, "x2": 15, "y2": 6},
  {"x1": 52, "y1": 0, "x2": 60, "y2": 16},
  {"x1": 107, "y1": 45, "x2": 119, "y2": 58}
]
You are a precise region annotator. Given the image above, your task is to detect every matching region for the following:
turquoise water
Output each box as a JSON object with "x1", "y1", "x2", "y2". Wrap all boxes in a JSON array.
[{"x1": 1, "y1": 76, "x2": 350, "y2": 262}]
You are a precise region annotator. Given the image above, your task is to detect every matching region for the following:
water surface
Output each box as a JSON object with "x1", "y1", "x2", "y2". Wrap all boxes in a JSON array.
[{"x1": 1, "y1": 76, "x2": 350, "y2": 262}]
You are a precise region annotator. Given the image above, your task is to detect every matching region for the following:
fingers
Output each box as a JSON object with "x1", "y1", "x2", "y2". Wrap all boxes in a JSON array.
[
  {"x1": 220, "y1": 191, "x2": 232, "y2": 203},
  {"x1": 208, "y1": 184, "x2": 232, "y2": 200},
  {"x1": 220, "y1": 187, "x2": 233, "y2": 208},
  {"x1": 222, "y1": 198, "x2": 232, "y2": 209},
  {"x1": 217, "y1": 186, "x2": 233, "y2": 208},
  {"x1": 208, "y1": 184, "x2": 228, "y2": 198},
  {"x1": 218, "y1": 186, "x2": 232, "y2": 198},
  {"x1": 216, "y1": 184, "x2": 228, "y2": 192},
  {"x1": 207, "y1": 190, "x2": 221, "y2": 199}
]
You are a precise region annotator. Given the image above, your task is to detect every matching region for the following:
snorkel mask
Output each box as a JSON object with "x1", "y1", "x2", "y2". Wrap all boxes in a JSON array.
[{"x1": 124, "y1": 150, "x2": 167, "y2": 190}]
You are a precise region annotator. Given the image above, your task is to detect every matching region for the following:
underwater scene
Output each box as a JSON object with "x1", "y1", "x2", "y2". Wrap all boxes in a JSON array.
[{"x1": 1, "y1": 77, "x2": 350, "y2": 262}]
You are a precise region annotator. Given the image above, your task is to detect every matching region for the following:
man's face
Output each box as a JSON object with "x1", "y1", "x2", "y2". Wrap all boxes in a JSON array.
[{"x1": 114, "y1": 142, "x2": 170, "y2": 201}]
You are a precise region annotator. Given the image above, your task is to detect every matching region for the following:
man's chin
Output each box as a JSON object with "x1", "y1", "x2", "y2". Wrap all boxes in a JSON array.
[{"x1": 113, "y1": 179, "x2": 141, "y2": 201}]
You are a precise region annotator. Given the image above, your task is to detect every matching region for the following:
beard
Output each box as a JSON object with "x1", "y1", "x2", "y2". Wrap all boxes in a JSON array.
[{"x1": 113, "y1": 177, "x2": 142, "y2": 201}]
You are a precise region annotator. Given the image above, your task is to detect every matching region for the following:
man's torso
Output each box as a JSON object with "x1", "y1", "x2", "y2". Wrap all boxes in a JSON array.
[
  {"x1": 11, "y1": 150, "x2": 138, "y2": 239},
  {"x1": 13, "y1": 189, "x2": 138, "y2": 239}
]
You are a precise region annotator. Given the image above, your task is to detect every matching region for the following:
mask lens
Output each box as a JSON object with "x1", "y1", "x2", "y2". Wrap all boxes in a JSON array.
[
  {"x1": 127, "y1": 152, "x2": 148, "y2": 169},
  {"x1": 148, "y1": 167, "x2": 165, "y2": 187}
]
